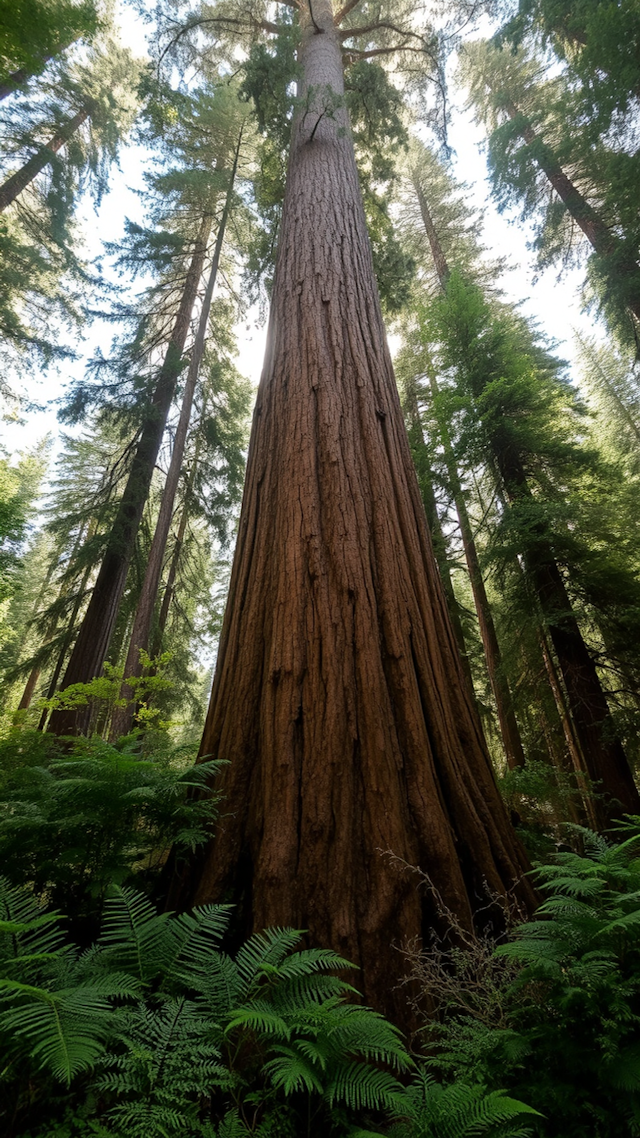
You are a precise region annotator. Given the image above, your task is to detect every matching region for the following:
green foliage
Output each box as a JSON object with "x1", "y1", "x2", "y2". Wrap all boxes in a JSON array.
[
  {"x1": 0, "y1": 728, "x2": 222, "y2": 935},
  {"x1": 386, "y1": 1069, "x2": 539, "y2": 1137},
  {"x1": 0, "y1": 882, "x2": 413, "y2": 1137},
  {"x1": 0, "y1": 444, "x2": 48, "y2": 661},
  {"x1": 499, "y1": 0, "x2": 640, "y2": 128},
  {"x1": 0, "y1": 0, "x2": 99, "y2": 81},
  {"x1": 415, "y1": 823, "x2": 640, "y2": 1137},
  {"x1": 460, "y1": 38, "x2": 640, "y2": 348}
]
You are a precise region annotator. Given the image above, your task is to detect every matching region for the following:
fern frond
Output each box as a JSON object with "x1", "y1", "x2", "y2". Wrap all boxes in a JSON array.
[
  {"x1": 234, "y1": 927, "x2": 305, "y2": 993},
  {"x1": 326, "y1": 1059, "x2": 404, "y2": 1111},
  {"x1": 99, "y1": 886, "x2": 173, "y2": 982},
  {"x1": 0, "y1": 982, "x2": 114, "y2": 1083},
  {"x1": 262, "y1": 1046, "x2": 325, "y2": 1095},
  {"x1": 225, "y1": 999, "x2": 290, "y2": 1039}
]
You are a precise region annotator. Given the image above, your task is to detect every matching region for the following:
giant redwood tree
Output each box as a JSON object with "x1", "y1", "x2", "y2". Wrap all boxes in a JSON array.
[{"x1": 173, "y1": 0, "x2": 536, "y2": 1027}]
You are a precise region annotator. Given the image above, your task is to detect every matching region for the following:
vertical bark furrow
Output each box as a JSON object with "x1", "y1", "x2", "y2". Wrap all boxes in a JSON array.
[{"x1": 182, "y1": 0, "x2": 535, "y2": 1026}]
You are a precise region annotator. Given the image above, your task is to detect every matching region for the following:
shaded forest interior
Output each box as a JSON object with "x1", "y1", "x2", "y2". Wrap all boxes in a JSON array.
[{"x1": 1, "y1": 0, "x2": 640, "y2": 1136}]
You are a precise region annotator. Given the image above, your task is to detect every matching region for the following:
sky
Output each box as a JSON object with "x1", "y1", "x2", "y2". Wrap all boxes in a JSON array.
[{"x1": 0, "y1": 0, "x2": 602, "y2": 467}]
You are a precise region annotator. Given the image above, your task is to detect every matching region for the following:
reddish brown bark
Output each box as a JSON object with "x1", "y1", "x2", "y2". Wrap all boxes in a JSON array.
[
  {"x1": 47, "y1": 214, "x2": 212, "y2": 736},
  {"x1": 174, "y1": 0, "x2": 536, "y2": 1029},
  {"x1": 109, "y1": 137, "x2": 241, "y2": 741},
  {"x1": 0, "y1": 107, "x2": 90, "y2": 212},
  {"x1": 17, "y1": 664, "x2": 41, "y2": 711},
  {"x1": 532, "y1": 543, "x2": 638, "y2": 820}
]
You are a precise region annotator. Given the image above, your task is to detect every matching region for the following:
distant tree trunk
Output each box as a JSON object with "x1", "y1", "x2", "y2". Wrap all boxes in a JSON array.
[
  {"x1": 500, "y1": 446, "x2": 639, "y2": 824},
  {"x1": 410, "y1": 190, "x2": 527, "y2": 770},
  {"x1": 170, "y1": 0, "x2": 536, "y2": 1030},
  {"x1": 575, "y1": 331, "x2": 640, "y2": 445},
  {"x1": 17, "y1": 665, "x2": 42, "y2": 712},
  {"x1": 47, "y1": 213, "x2": 212, "y2": 736},
  {"x1": 416, "y1": 179, "x2": 639, "y2": 824},
  {"x1": 109, "y1": 135, "x2": 241, "y2": 741},
  {"x1": 424, "y1": 360, "x2": 526, "y2": 770},
  {"x1": 501, "y1": 99, "x2": 640, "y2": 324},
  {"x1": 403, "y1": 378, "x2": 476, "y2": 696},
  {"x1": 37, "y1": 555, "x2": 95, "y2": 731},
  {"x1": 153, "y1": 434, "x2": 201, "y2": 653},
  {"x1": 0, "y1": 106, "x2": 90, "y2": 211},
  {"x1": 538, "y1": 624, "x2": 598, "y2": 827},
  {"x1": 0, "y1": 32, "x2": 79, "y2": 101}
]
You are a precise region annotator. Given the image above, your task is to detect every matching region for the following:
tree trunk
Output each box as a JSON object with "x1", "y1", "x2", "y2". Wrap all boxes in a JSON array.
[
  {"x1": 171, "y1": 0, "x2": 536, "y2": 1030},
  {"x1": 153, "y1": 442, "x2": 199, "y2": 652},
  {"x1": 411, "y1": 192, "x2": 526, "y2": 770},
  {"x1": 0, "y1": 107, "x2": 90, "y2": 212},
  {"x1": 502, "y1": 99, "x2": 640, "y2": 324},
  {"x1": 422, "y1": 359, "x2": 526, "y2": 770},
  {"x1": 17, "y1": 664, "x2": 41, "y2": 712},
  {"x1": 47, "y1": 213, "x2": 212, "y2": 736},
  {"x1": 403, "y1": 379, "x2": 476, "y2": 697},
  {"x1": 416, "y1": 176, "x2": 638, "y2": 822},
  {"x1": 37, "y1": 557, "x2": 95, "y2": 731},
  {"x1": 500, "y1": 449, "x2": 640, "y2": 824},
  {"x1": 0, "y1": 34, "x2": 80, "y2": 101},
  {"x1": 109, "y1": 135, "x2": 241, "y2": 741}
]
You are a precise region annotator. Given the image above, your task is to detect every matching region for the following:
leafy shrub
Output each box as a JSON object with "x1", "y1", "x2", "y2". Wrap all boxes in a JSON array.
[
  {"x1": 0, "y1": 881, "x2": 408, "y2": 1136},
  {"x1": 0, "y1": 729, "x2": 222, "y2": 937},
  {"x1": 0, "y1": 880, "x2": 537, "y2": 1138},
  {"x1": 412, "y1": 822, "x2": 640, "y2": 1137}
]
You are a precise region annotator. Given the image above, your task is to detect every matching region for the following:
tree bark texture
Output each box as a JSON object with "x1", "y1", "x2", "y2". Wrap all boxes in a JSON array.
[
  {"x1": 503, "y1": 100, "x2": 640, "y2": 325},
  {"x1": 110, "y1": 141, "x2": 240, "y2": 741},
  {"x1": 47, "y1": 213, "x2": 212, "y2": 736},
  {"x1": 0, "y1": 107, "x2": 90, "y2": 212},
  {"x1": 177, "y1": 0, "x2": 536, "y2": 1028}
]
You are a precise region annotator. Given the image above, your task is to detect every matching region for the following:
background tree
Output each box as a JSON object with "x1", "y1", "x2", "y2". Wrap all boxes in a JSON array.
[
  {"x1": 460, "y1": 39, "x2": 640, "y2": 347},
  {"x1": 0, "y1": 32, "x2": 142, "y2": 385},
  {"x1": 0, "y1": 0, "x2": 100, "y2": 99}
]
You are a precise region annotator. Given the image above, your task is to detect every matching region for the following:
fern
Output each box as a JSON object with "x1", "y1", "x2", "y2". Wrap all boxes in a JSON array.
[{"x1": 386, "y1": 1070, "x2": 540, "y2": 1137}]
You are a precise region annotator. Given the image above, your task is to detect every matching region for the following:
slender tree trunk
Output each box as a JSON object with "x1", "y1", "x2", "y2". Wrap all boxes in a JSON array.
[
  {"x1": 171, "y1": 0, "x2": 536, "y2": 1030},
  {"x1": 404, "y1": 379, "x2": 476, "y2": 696},
  {"x1": 154, "y1": 433, "x2": 202, "y2": 652},
  {"x1": 416, "y1": 176, "x2": 639, "y2": 823},
  {"x1": 500, "y1": 449, "x2": 640, "y2": 824},
  {"x1": 17, "y1": 665, "x2": 42, "y2": 712},
  {"x1": 538, "y1": 624, "x2": 599, "y2": 827},
  {"x1": 0, "y1": 107, "x2": 90, "y2": 212},
  {"x1": 410, "y1": 296, "x2": 526, "y2": 767},
  {"x1": 47, "y1": 213, "x2": 212, "y2": 736},
  {"x1": 502, "y1": 99, "x2": 640, "y2": 324},
  {"x1": 575, "y1": 330, "x2": 640, "y2": 445},
  {"x1": 0, "y1": 66, "x2": 33, "y2": 101},
  {"x1": 110, "y1": 135, "x2": 241, "y2": 741},
  {"x1": 38, "y1": 556, "x2": 95, "y2": 731}
]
